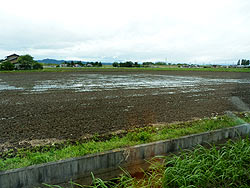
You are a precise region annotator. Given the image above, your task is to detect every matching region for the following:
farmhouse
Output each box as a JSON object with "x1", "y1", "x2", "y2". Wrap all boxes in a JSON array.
[
  {"x1": 1, "y1": 54, "x2": 21, "y2": 68},
  {"x1": 2, "y1": 54, "x2": 22, "y2": 69},
  {"x1": 6, "y1": 53, "x2": 19, "y2": 64}
]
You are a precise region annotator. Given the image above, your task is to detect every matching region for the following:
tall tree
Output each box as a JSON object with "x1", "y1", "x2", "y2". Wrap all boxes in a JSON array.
[
  {"x1": 17, "y1": 55, "x2": 43, "y2": 69},
  {"x1": 112, "y1": 62, "x2": 119, "y2": 67},
  {"x1": 237, "y1": 59, "x2": 241, "y2": 65}
]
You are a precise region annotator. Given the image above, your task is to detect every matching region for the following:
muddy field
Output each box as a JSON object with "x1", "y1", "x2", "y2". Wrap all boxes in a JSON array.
[{"x1": 0, "y1": 70, "x2": 250, "y2": 151}]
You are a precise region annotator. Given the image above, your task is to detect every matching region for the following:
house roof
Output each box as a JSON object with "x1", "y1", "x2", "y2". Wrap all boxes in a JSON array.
[
  {"x1": 6, "y1": 54, "x2": 19, "y2": 58},
  {"x1": 6, "y1": 54, "x2": 19, "y2": 61}
]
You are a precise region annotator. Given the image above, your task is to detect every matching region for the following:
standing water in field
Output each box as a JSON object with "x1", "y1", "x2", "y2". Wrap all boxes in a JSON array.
[{"x1": 0, "y1": 73, "x2": 247, "y2": 93}]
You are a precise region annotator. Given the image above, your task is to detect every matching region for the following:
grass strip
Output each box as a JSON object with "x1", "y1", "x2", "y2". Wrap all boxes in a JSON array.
[
  {"x1": 0, "y1": 66, "x2": 250, "y2": 73},
  {"x1": 0, "y1": 112, "x2": 250, "y2": 171}
]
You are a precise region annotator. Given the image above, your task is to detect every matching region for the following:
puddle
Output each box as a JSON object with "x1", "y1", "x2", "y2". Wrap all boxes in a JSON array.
[
  {"x1": 0, "y1": 117, "x2": 14, "y2": 120},
  {"x1": 0, "y1": 99, "x2": 10, "y2": 104},
  {"x1": 0, "y1": 82, "x2": 23, "y2": 91}
]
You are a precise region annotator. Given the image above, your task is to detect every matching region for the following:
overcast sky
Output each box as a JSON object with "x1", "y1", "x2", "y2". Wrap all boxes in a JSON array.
[{"x1": 0, "y1": 0, "x2": 250, "y2": 64}]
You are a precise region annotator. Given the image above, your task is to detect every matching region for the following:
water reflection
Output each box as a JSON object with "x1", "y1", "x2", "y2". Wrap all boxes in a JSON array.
[
  {"x1": 1, "y1": 74, "x2": 249, "y2": 93},
  {"x1": 31, "y1": 74, "x2": 250, "y2": 92}
]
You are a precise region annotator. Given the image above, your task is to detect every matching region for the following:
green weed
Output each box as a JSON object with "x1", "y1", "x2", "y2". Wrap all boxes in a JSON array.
[
  {"x1": 44, "y1": 138, "x2": 250, "y2": 188},
  {"x1": 127, "y1": 131, "x2": 152, "y2": 143},
  {"x1": 162, "y1": 138, "x2": 250, "y2": 187}
]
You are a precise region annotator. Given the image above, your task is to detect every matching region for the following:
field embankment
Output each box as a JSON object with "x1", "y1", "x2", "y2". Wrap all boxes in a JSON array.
[{"x1": 1, "y1": 113, "x2": 250, "y2": 171}]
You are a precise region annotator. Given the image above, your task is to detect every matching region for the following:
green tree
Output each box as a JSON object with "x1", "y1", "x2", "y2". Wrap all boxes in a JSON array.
[
  {"x1": 134, "y1": 62, "x2": 140, "y2": 67},
  {"x1": 237, "y1": 59, "x2": 241, "y2": 65},
  {"x1": 123, "y1": 61, "x2": 133, "y2": 67},
  {"x1": 155, "y1": 62, "x2": 166, "y2": 65},
  {"x1": 98, "y1": 62, "x2": 102, "y2": 67},
  {"x1": 112, "y1": 62, "x2": 119, "y2": 67},
  {"x1": 241, "y1": 59, "x2": 250, "y2": 66},
  {"x1": 93, "y1": 62, "x2": 98, "y2": 66},
  {"x1": 17, "y1": 55, "x2": 35, "y2": 69},
  {"x1": 33, "y1": 63, "x2": 43, "y2": 69},
  {"x1": 242, "y1": 59, "x2": 245, "y2": 65},
  {"x1": 70, "y1": 61, "x2": 75, "y2": 67},
  {"x1": 17, "y1": 55, "x2": 43, "y2": 70},
  {"x1": 0, "y1": 60, "x2": 15, "y2": 70}
]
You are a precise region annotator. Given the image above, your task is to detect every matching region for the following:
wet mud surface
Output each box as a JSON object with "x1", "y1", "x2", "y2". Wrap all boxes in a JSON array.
[{"x1": 0, "y1": 70, "x2": 250, "y2": 151}]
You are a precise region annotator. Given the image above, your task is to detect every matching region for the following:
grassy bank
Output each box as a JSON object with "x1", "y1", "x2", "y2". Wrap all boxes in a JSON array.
[
  {"x1": 0, "y1": 66, "x2": 250, "y2": 73},
  {"x1": 0, "y1": 112, "x2": 249, "y2": 171},
  {"x1": 78, "y1": 138, "x2": 250, "y2": 188}
]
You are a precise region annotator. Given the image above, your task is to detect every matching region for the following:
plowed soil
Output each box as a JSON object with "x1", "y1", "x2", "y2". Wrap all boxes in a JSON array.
[{"x1": 0, "y1": 70, "x2": 250, "y2": 152}]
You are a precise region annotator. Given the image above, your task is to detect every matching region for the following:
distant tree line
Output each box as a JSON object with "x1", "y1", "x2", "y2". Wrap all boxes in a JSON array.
[
  {"x1": 86, "y1": 62, "x2": 102, "y2": 67},
  {"x1": 0, "y1": 55, "x2": 43, "y2": 71},
  {"x1": 61, "y1": 61, "x2": 102, "y2": 67},
  {"x1": 237, "y1": 59, "x2": 250, "y2": 66},
  {"x1": 112, "y1": 61, "x2": 141, "y2": 68},
  {"x1": 112, "y1": 61, "x2": 169, "y2": 68},
  {"x1": 142, "y1": 62, "x2": 167, "y2": 66}
]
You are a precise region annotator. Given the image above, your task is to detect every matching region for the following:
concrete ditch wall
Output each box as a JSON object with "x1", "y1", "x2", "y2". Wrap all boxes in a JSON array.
[{"x1": 1, "y1": 124, "x2": 250, "y2": 188}]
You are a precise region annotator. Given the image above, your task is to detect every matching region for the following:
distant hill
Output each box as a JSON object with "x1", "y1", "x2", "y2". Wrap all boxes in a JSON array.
[
  {"x1": 36, "y1": 59, "x2": 65, "y2": 64},
  {"x1": 100, "y1": 62, "x2": 113, "y2": 65},
  {"x1": 36, "y1": 59, "x2": 113, "y2": 65}
]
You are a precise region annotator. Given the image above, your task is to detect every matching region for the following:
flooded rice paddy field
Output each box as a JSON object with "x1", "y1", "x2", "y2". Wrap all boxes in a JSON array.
[{"x1": 0, "y1": 70, "x2": 250, "y2": 151}]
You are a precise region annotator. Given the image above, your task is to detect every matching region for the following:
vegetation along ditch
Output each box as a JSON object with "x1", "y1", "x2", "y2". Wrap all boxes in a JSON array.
[{"x1": 44, "y1": 137, "x2": 250, "y2": 188}]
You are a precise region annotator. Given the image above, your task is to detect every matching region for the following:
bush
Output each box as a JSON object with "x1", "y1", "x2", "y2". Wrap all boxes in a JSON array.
[
  {"x1": 127, "y1": 131, "x2": 152, "y2": 142},
  {"x1": 33, "y1": 63, "x2": 43, "y2": 69},
  {"x1": 0, "y1": 61, "x2": 15, "y2": 70}
]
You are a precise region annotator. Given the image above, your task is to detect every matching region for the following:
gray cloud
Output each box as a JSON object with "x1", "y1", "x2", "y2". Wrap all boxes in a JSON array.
[{"x1": 0, "y1": 0, "x2": 250, "y2": 63}]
